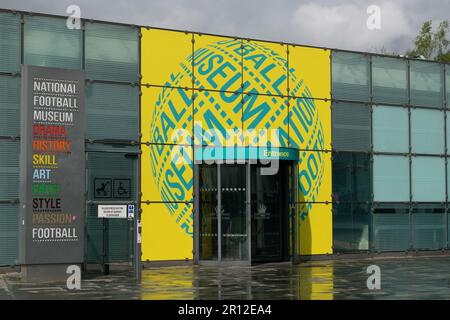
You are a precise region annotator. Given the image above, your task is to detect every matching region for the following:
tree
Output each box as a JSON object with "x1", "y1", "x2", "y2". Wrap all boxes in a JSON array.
[{"x1": 406, "y1": 20, "x2": 449, "y2": 63}]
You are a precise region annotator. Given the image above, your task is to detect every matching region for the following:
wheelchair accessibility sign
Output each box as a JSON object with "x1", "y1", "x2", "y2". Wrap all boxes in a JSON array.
[
  {"x1": 114, "y1": 179, "x2": 131, "y2": 198},
  {"x1": 94, "y1": 178, "x2": 131, "y2": 199}
]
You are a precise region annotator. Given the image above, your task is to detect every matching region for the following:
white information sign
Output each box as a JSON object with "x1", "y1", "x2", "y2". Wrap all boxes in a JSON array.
[{"x1": 98, "y1": 205, "x2": 127, "y2": 218}]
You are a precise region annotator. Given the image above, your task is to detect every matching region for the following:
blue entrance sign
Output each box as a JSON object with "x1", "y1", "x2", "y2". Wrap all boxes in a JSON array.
[{"x1": 194, "y1": 147, "x2": 298, "y2": 162}]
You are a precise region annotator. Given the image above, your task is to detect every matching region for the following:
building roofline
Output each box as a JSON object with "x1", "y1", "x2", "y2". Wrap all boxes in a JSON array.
[{"x1": 0, "y1": 6, "x2": 448, "y2": 66}]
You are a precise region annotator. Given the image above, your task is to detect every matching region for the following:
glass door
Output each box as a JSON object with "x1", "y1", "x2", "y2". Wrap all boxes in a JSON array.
[
  {"x1": 197, "y1": 163, "x2": 250, "y2": 265},
  {"x1": 290, "y1": 162, "x2": 300, "y2": 263},
  {"x1": 250, "y1": 162, "x2": 292, "y2": 262},
  {"x1": 251, "y1": 164, "x2": 283, "y2": 261},
  {"x1": 198, "y1": 164, "x2": 218, "y2": 261},
  {"x1": 220, "y1": 164, "x2": 249, "y2": 262}
]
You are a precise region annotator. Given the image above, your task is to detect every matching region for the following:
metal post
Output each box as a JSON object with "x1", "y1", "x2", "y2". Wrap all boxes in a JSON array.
[
  {"x1": 133, "y1": 206, "x2": 141, "y2": 282},
  {"x1": 135, "y1": 25, "x2": 142, "y2": 283},
  {"x1": 217, "y1": 164, "x2": 222, "y2": 262},
  {"x1": 246, "y1": 162, "x2": 252, "y2": 264},
  {"x1": 134, "y1": 153, "x2": 142, "y2": 283},
  {"x1": 193, "y1": 164, "x2": 200, "y2": 264}
]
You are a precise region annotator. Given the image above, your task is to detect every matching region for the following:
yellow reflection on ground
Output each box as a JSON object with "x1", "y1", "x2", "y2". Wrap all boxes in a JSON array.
[
  {"x1": 298, "y1": 261, "x2": 334, "y2": 300},
  {"x1": 140, "y1": 266, "x2": 195, "y2": 300}
]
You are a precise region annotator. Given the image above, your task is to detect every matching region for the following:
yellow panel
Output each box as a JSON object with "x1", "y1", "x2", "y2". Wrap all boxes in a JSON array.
[
  {"x1": 298, "y1": 203, "x2": 333, "y2": 255},
  {"x1": 141, "y1": 86, "x2": 193, "y2": 144},
  {"x1": 289, "y1": 98, "x2": 331, "y2": 151},
  {"x1": 242, "y1": 93, "x2": 288, "y2": 147},
  {"x1": 141, "y1": 28, "x2": 192, "y2": 88},
  {"x1": 316, "y1": 99, "x2": 332, "y2": 151},
  {"x1": 193, "y1": 34, "x2": 242, "y2": 92},
  {"x1": 298, "y1": 150, "x2": 332, "y2": 203},
  {"x1": 141, "y1": 143, "x2": 193, "y2": 202},
  {"x1": 193, "y1": 90, "x2": 242, "y2": 146},
  {"x1": 289, "y1": 45, "x2": 331, "y2": 100},
  {"x1": 141, "y1": 202, "x2": 193, "y2": 261},
  {"x1": 242, "y1": 40, "x2": 288, "y2": 97}
]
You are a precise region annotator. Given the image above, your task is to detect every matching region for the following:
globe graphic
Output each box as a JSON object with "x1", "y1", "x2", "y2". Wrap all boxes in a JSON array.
[{"x1": 148, "y1": 39, "x2": 326, "y2": 236}]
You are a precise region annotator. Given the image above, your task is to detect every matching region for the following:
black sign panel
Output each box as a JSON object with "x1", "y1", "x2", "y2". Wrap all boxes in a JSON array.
[
  {"x1": 94, "y1": 178, "x2": 112, "y2": 198},
  {"x1": 113, "y1": 179, "x2": 131, "y2": 199},
  {"x1": 20, "y1": 65, "x2": 85, "y2": 265}
]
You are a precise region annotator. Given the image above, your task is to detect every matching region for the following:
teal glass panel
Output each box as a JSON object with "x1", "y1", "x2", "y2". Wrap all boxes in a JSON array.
[
  {"x1": 372, "y1": 57, "x2": 408, "y2": 104},
  {"x1": 411, "y1": 156, "x2": 445, "y2": 201},
  {"x1": 87, "y1": 152, "x2": 137, "y2": 201},
  {"x1": 332, "y1": 152, "x2": 371, "y2": 203},
  {"x1": 448, "y1": 159, "x2": 450, "y2": 201},
  {"x1": 85, "y1": 143, "x2": 140, "y2": 153},
  {"x1": 0, "y1": 203, "x2": 18, "y2": 266},
  {"x1": 85, "y1": 204, "x2": 133, "y2": 263},
  {"x1": 85, "y1": 82, "x2": 139, "y2": 141},
  {"x1": 412, "y1": 204, "x2": 445, "y2": 250},
  {"x1": 85, "y1": 152, "x2": 137, "y2": 263},
  {"x1": 410, "y1": 61, "x2": 444, "y2": 108},
  {"x1": 0, "y1": 140, "x2": 19, "y2": 200},
  {"x1": 447, "y1": 113, "x2": 450, "y2": 155},
  {"x1": 0, "y1": 12, "x2": 21, "y2": 73},
  {"x1": 447, "y1": 65, "x2": 450, "y2": 108},
  {"x1": 411, "y1": 109, "x2": 444, "y2": 154},
  {"x1": 24, "y1": 15, "x2": 81, "y2": 69},
  {"x1": 372, "y1": 105, "x2": 408, "y2": 153},
  {"x1": 333, "y1": 202, "x2": 370, "y2": 252},
  {"x1": 0, "y1": 75, "x2": 20, "y2": 137},
  {"x1": 85, "y1": 204, "x2": 103, "y2": 263},
  {"x1": 332, "y1": 51, "x2": 370, "y2": 102},
  {"x1": 373, "y1": 204, "x2": 410, "y2": 252},
  {"x1": 331, "y1": 102, "x2": 371, "y2": 151},
  {"x1": 373, "y1": 155, "x2": 409, "y2": 202},
  {"x1": 107, "y1": 218, "x2": 134, "y2": 262},
  {"x1": 85, "y1": 22, "x2": 139, "y2": 82}
]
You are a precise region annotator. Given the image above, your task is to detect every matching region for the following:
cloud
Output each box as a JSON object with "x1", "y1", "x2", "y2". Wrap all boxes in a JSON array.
[
  {"x1": 290, "y1": 1, "x2": 411, "y2": 52},
  {"x1": 0, "y1": 0, "x2": 448, "y2": 53}
]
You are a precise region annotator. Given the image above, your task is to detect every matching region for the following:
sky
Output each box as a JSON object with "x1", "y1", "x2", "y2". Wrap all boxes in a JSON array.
[{"x1": 0, "y1": 0, "x2": 449, "y2": 53}]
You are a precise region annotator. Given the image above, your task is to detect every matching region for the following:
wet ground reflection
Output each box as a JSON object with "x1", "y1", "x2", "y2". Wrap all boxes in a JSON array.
[
  {"x1": 141, "y1": 257, "x2": 450, "y2": 300},
  {"x1": 4, "y1": 256, "x2": 450, "y2": 299}
]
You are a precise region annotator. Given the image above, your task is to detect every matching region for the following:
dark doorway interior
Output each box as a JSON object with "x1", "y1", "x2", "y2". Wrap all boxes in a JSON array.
[{"x1": 251, "y1": 163, "x2": 290, "y2": 263}]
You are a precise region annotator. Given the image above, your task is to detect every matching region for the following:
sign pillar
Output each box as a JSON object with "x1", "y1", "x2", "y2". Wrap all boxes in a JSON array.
[{"x1": 19, "y1": 65, "x2": 85, "y2": 282}]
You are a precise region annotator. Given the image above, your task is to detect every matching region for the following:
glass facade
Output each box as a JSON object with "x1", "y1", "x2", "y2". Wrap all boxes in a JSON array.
[
  {"x1": 411, "y1": 156, "x2": 445, "y2": 202},
  {"x1": 373, "y1": 155, "x2": 410, "y2": 202},
  {"x1": 85, "y1": 22, "x2": 139, "y2": 83},
  {"x1": 331, "y1": 102, "x2": 370, "y2": 152},
  {"x1": 332, "y1": 51, "x2": 370, "y2": 102},
  {"x1": 332, "y1": 51, "x2": 450, "y2": 254},
  {"x1": 24, "y1": 15, "x2": 82, "y2": 69},
  {"x1": 372, "y1": 56, "x2": 408, "y2": 105},
  {"x1": 372, "y1": 105, "x2": 408, "y2": 153},
  {"x1": 411, "y1": 109, "x2": 444, "y2": 154},
  {"x1": 0, "y1": 12, "x2": 20, "y2": 73},
  {"x1": 0, "y1": 12, "x2": 139, "y2": 266},
  {"x1": 0, "y1": 9, "x2": 450, "y2": 266},
  {"x1": 410, "y1": 61, "x2": 444, "y2": 108}
]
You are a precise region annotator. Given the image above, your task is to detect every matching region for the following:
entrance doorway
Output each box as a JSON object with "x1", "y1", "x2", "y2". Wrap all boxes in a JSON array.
[{"x1": 195, "y1": 161, "x2": 295, "y2": 265}]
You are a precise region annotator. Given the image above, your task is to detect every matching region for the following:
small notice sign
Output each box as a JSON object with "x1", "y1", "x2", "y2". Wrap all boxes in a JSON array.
[
  {"x1": 98, "y1": 205, "x2": 127, "y2": 219},
  {"x1": 127, "y1": 204, "x2": 135, "y2": 219}
]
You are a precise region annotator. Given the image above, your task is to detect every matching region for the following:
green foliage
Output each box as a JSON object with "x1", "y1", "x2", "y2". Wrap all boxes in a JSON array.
[{"x1": 406, "y1": 20, "x2": 449, "y2": 63}]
